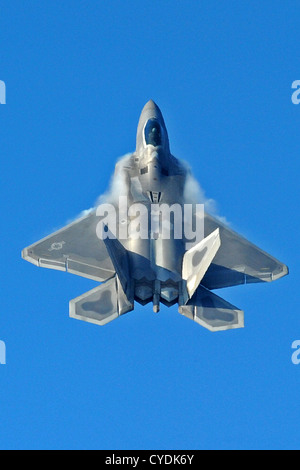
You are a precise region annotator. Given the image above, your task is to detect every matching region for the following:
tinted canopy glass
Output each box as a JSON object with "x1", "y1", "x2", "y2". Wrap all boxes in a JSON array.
[{"x1": 144, "y1": 119, "x2": 162, "y2": 147}]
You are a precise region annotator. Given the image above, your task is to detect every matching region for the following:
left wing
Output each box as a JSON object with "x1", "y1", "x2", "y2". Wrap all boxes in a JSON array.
[{"x1": 22, "y1": 210, "x2": 115, "y2": 282}]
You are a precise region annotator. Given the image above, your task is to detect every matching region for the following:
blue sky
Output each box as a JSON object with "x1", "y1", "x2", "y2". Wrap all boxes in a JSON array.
[{"x1": 0, "y1": 1, "x2": 299, "y2": 450}]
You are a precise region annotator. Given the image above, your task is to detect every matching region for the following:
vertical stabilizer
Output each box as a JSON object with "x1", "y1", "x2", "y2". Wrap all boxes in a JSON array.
[{"x1": 182, "y1": 229, "x2": 221, "y2": 299}]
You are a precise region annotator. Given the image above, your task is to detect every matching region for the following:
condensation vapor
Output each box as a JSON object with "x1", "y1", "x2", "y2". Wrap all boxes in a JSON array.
[
  {"x1": 180, "y1": 158, "x2": 229, "y2": 225},
  {"x1": 95, "y1": 153, "x2": 132, "y2": 206},
  {"x1": 71, "y1": 153, "x2": 228, "y2": 225},
  {"x1": 68, "y1": 153, "x2": 132, "y2": 223}
]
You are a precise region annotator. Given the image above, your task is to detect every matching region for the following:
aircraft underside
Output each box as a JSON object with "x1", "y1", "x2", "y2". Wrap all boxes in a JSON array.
[{"x1": 22, "y1": 100, "x2": 288, "y2": 332}]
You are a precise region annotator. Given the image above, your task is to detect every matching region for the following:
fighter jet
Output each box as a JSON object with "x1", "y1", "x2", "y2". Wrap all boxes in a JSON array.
[{"x1": 22, "y1": 100, "x2": 288, "y2": 331}]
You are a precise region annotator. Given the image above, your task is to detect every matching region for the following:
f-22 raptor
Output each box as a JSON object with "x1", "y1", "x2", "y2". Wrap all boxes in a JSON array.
[{"x1": 22, "y1": 100, "x2": 288, "y2": 331}]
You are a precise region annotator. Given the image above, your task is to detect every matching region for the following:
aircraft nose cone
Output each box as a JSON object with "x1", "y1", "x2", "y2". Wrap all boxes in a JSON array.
[
  {"x1": 141, "y1": 100, "x2": 163, "y2": 121},
  {"x1": 144, "y1": 99, "x2": 159, "y2": 111}
]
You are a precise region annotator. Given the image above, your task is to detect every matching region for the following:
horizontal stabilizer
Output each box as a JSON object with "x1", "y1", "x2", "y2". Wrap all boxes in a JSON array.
[
  {"x1": 182, "y1": 229, "x2": 221, "y2": 299},
  {"x1": 70, "y1": 276, "x2": 134, "y2": 326},
  {"x1": 179, "y1": 285, "x2": 244, "y2": 332}
]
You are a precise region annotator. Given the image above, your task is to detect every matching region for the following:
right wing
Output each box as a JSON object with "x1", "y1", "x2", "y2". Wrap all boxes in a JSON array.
[
  {"x1": 22, "y1": 210, "x2": 115, "y2": 282},
  {"x1": 200, "y1": 212, "x2": 288, "y2": 289}
]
